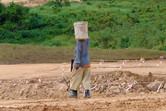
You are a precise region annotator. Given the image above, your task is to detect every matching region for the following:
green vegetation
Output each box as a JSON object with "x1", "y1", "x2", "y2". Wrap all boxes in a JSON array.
[
  {"x1": 0, "y1": 0, "x2": 166, "y2": 50},
  {"x1": 0, "y1": 44, "x2": 166, "y2": 64}
]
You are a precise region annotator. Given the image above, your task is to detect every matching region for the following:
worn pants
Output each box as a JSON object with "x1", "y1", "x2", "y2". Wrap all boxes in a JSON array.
[{"x1": 70, "y1": 67, "x2": 90, "y2": 90}]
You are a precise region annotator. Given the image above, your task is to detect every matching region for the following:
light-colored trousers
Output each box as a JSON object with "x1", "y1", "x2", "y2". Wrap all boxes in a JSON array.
[{"x1": 70, "y1": 67, "x2": 91, "y2": 90}]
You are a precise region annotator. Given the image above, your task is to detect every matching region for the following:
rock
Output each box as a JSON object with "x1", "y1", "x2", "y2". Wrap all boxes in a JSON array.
[
  {"x1": 34, "y1": 83, "x2": 38, "y2": 88},
  {"x1": 109, "y1": 86, "x2": 120, "y2": 94},
  {"x1": 140, "y1": 92, "x2": 145, "y2": 95},
  {"x1": 29, "y1": 79, "x2": 36, "y2": 83},
  {"x1": 56, "y1": 83, "x2": 68, "y2": 92},
  {"x1": 20, "y1": 90, "x2": 24, "y2": 96},
  {"x1": 148, "y1": 72, "x2": 153, "y2": 77},
  {"x1": 163, "y1": 83, "x2": 166, "y2": 89},
  {"x1": 0, "y1": 96, "x2": 4, "y2": 99},
  {"x1": 37, "y1": 84, "x2": 42, "y2": 88},
  {"x1": 160, "y1": 56, "x2": 166, "y2": 59},
  {"x1": 160, "y1": 89, "x2": 165, "y2": 93},
  {"x1": 146, "y1": 80, "x2": 163, "y2": 91},
  {"x1": 114, "y1": 88, "x2": 121, "y2": 94},
  {"x1": 140, "y1": 57, "x2": 145, "y2": 62}
]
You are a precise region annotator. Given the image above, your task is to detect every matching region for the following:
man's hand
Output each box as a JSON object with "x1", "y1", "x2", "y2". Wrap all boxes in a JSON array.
[{"x1": 75, "y1": 65, "x2": 79, "y2": 70}]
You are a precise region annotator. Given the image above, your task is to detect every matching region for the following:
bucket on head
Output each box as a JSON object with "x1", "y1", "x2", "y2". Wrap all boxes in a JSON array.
[{"x1": 74, "y1": 21, "x2": 88, "y2": 40}]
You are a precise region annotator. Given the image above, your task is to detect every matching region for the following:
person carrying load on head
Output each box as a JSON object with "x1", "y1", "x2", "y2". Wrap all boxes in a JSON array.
[{"x1": 68, "y1": 21, "x2": 91, "y2": 98}]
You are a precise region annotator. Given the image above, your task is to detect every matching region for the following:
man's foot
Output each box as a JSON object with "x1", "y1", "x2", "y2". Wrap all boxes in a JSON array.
[
  {"x1": 84, "y1": 90, "x2": 91, "y2": 98},
  {"x1": 68, "y1": 90, "x2": 77, "y2": 98}
]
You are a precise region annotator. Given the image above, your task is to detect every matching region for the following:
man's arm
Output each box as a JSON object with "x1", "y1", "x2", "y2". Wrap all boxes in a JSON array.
[{"x1": 75, "y1": 40, "x2": 82, "y2": 70}]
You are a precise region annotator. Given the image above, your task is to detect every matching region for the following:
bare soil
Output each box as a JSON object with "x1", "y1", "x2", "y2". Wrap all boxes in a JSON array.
[
  {"x1": 0, "y1": 60, "x2": 166, "y2": 111},
  {"x1": 1, "y1": 0, "x2": 81, "y2": 7}
]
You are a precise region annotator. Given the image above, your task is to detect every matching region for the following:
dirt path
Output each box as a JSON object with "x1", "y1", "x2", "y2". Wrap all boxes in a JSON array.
[
  {"x1": 0, "y1": 60, "x2": 165, "y2": 79},
  {"x1": 0, "y1": 93, "x2": 166, "y2": 111},
  {"x1": 0, "y1": 60, "x2": 166, "y2": 111},
  {"x1": 1, "y1": 0, "x2": 81, "y2": 7}
]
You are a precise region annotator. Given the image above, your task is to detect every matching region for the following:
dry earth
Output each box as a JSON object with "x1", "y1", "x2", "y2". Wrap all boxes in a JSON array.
[
  {"x1": 0, "y1": 59, "x2": 166, "y2": 111},
  {"x1": 1, "y1": 0, "x2": 81, "y2": 7}
]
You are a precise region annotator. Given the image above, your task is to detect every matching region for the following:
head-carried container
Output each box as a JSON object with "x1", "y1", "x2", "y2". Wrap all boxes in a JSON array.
[{"x1": 74, "y1": 21, "x2": 88, "y2": 40}]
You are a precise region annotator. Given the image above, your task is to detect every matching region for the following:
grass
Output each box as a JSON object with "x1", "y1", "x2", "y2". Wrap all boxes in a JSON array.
[
  {"x1": 0, "y1": 44, "x2": 165, "y2": 64},
  {"x1": 41, "y1": 34, "x2": 76, "y2": 47}
]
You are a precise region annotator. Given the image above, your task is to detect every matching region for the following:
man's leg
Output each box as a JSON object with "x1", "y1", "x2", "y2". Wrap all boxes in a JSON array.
[
  {"x1": 68, "y1": 68, "x2": 84, "y2": 98},
  {"x1": 70, "y1": 68, "x2": 84, "y2": 90},
  {"x1": 82, "y1": 67, "x2": 91, "y2": 98}
]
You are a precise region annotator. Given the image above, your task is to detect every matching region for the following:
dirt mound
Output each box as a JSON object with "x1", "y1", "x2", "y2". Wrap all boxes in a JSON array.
[
  {"x1": 0, "y1": 78, "x2": 69, "y2": 100},
  {"x1": 0, "y1": 104, "x2": 75, "y2": 111},
  {"x1": 91, "y1": 71, "x2": 166, "y2": 96},
  {"x1": 0, "y1": 71, "x2": 166, "y2": 100}
]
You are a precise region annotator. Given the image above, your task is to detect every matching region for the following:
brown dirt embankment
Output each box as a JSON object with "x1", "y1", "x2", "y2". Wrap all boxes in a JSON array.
[{"x1": 0, "y1": 61, "x2": 166, "y2": 111}]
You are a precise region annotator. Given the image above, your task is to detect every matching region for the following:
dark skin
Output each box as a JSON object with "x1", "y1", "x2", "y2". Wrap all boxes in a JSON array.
[{"x1": 75, "y1": 65, "x2": 79, "y2": 70}]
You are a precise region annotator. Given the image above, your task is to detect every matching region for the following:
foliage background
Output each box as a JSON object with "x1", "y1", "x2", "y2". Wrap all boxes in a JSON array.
[{"x1": 0, "y1": 0, "x2": 166, "y2": 50}]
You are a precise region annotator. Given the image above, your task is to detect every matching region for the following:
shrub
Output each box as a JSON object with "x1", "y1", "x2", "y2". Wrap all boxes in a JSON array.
[
  {"x1": 1, "y1": 21, "x2": 17, "y2": 31},
  {"x1": 90, "y1": 41, "x2": 99, "y2": 47},
  {"x1": 0, "y1": 0, "x2": 166, "y2": 50},
  {"x1": 0, "y1": 2, "x2": 5, "y2": 13},
  {"x1": 5, "y1": 2, "x2": 29, "y2": 23},
  {"x1": 0, "y1": 2, "x2": 44, "y2": 30},
  {"x1": 120, "y1": 36, "x2": 130, "y2": 48},
  {"x1": 52, "y1": 6, "x2": 62, "y2": 13},
  {"x1": 0, "y1": 29, "x2": 14, "y2": 40},
  {"x1": 99, "y1": 36, "x2": 111, "y2": 49},
  {"x1": 49, "y1": 40, "x2": 62, "y2": 46},
  {"x1": 46, "y1": 0, "x2": 63, "y2": 7},
  {"x1": 164, "y1": 45, "x2": 166, "y2": 51},
  {"x1": 86, "y1": 2, "x2": 92, "y2": 5},
  {"x1": 64, "y1": 0, "x2": 71, "y2": 7}
]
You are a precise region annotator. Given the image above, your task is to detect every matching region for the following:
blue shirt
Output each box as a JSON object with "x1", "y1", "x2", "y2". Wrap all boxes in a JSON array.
[{"x1": 73, "y1": 37, "x2": 90, "y2": 67}]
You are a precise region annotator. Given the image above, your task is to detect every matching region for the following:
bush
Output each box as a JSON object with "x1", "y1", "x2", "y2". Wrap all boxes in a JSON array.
[
  {"x1": 52, "y1": 6, "x2": 62, "y2": 13},
  {"x1": 120, "y1": 36, "x2": 130, "y2": 48},
  {"x1": 0, "y1": 29, "x2": 14, "y2": 40},
  {"x1": 90, "y1": 41, "x2": 99, "y2": 47},
  {"x1": 3, "y1": 2, "x2": 29, "y2": 23},
  {"x1": 153, "y1": 45, "x2": 164, "y2": 51},
  {"x1": 0, "y1": 2, "x2": 47, "y2": 44},
  {"x1": 64, "y1": 0, "x2": 71, "y2": 7},
  {"x1": 99, "y1": 36, "x2": 111, "y2": 49},
  {"x1": 86, "y1": 2, "x2": 92, "y2": 5},
  {"x1": 164, "y1": 45, "x2": 166, "y2": 51},
  {"x1": 0, "y1": 2, "x2": 5, "y2": 13},
  {"x1": 1, "y1": 21, "x2": 17, "y2": 31},
  {"x1": 0, "y1": 0, "x2": 166, "y2": 50},
  {"x1": 48, "y1": 40, "x2": 62, "y2": 46},
  {"x1": 46, "y1": 0, "x2": 63, "y2": 7}
]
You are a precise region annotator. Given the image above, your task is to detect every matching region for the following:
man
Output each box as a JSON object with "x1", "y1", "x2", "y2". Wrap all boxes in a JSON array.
[{"x1": 68, "y1": 37, "x2": 91, "y2": 98}]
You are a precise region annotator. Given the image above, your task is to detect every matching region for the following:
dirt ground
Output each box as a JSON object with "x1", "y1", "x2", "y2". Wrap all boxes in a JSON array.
[
  {"x1": 0, "y1": 59, "x2": 166, "y2": 111},
  {"x1": 1, "y1": 0, "x2": 81, "y2": 7}
]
